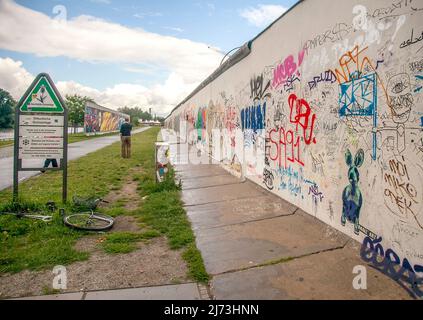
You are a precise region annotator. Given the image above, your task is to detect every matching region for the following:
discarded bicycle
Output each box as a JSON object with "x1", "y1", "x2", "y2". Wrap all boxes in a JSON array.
[{"x1": 0, "y1": 198, "x2": 114, "y2": 232}]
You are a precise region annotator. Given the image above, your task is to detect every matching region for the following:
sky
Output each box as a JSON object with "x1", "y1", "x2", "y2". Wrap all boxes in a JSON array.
[{"x1": 0, "y1": 0, "x2": 297, "y2": 116}]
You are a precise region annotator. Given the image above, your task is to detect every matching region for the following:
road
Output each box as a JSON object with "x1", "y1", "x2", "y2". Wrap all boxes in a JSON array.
[
  {"x1": 0, "y1": 128, "x2": 149, "y2": 192},
  {"x1": 0, "y1": 130, "x2": 13, "y2": 141}
]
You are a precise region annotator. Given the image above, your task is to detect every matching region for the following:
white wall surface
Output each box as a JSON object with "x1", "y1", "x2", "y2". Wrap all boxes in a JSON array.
[{"x1": 166, "y1": 0, "x2": 423, "y2": 274}]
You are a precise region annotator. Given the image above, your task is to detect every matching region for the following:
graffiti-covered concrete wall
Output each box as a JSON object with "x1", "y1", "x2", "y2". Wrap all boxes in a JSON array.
[
  {"x1": 165, "y1": 0, "x2": 423, "y2": 274},
  {"x1": 84, "y1": 101, "x2": 128, "y2": 134}
]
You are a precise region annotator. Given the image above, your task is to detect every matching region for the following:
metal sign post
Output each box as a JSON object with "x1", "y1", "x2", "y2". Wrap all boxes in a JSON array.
[{"x1": 13, "y1": 73, "x2": 68, "y2": 203}]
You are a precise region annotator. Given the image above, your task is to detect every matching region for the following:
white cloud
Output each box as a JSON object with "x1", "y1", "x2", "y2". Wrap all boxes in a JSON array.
[
  {"x1": 0, "y1": 0, "x2": 222, "y2": 85},
  {"x1": 0, "y1": 57, "x2": 194, "y2": 116},
  {"x1": 0, "y1": 0, "x2": 224, "y2": 116},
  {"x1": 90, "y1": 0, "x2": 111, "y2": 4},
  {"x1": 133, "y1": 12, "x2": 163, "y2": 19},
  {"x1": 164, "y1": 26, "x2": 184, "y2": 33},
  {"x1": 123, "y1": 66, "x2": 155, "y2": 74},
  {"x1": 240, "y1": 4, "x2": 287, "y2": 28},
  {"x1": 194, "y1": 2, "x2": 216, "y2": 16},
  {"x1": 0, "y1": 57, "x2": 33, "y2": 99},
  {"x1": 207, "y1": 3, "x2": 216, "y2": 16}
]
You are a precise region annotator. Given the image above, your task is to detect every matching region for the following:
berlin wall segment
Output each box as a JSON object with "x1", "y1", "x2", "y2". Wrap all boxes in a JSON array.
[{"x1": 165, "y1": 0, "x2": 423, "y2": 288}]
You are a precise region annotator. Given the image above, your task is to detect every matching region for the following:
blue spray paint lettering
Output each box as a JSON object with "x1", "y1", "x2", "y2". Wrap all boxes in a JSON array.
[
  {"x1": 361, "y1": 236, "x2": 423, "y2": 298},
  {"x1": 278, "y1": 166, "x2": 316, "y2": 199},
  {"x1": 241, "y1": 103, "x2": 266, "y2": 132}
]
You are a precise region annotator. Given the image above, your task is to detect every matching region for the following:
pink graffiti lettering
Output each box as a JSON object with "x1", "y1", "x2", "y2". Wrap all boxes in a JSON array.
[{"x1": 272, "y1": 50, "x2": 306, "y2": 89}]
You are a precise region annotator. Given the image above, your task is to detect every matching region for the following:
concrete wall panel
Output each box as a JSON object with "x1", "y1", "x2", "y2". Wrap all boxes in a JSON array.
[{"x1": 166, "y1": 0, "x2": 423, "y2": 274}]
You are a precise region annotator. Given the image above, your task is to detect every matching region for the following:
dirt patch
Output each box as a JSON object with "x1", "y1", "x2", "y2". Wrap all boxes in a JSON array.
[
  {"x1": 101, "y1": 179, "x2": 140, "y2": 212},
  {"x1": 0, "y1": 237, "x2": 189, "y2": 299},
  {"x1": 0, "y1": 170, "x2": 191, "y2": 300},
  {"x1": 112, "y1": 215, "x2": 142, "y2": 233},
  {"x1": 74, "y1": 236, "x2": 99, "y2": 253},
  {"x1": 121, "y1": 181, "x2": 140, "y2": 211},
  {"x1": 72, "y1": 216, "x2": 143, "y2": 253}
]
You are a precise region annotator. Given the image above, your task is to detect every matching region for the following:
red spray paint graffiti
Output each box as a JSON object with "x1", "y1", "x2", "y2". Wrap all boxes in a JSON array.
[
  {"x1": 272, "y1": 50, "x2": 306, "y2": 89},
  {"x1": 269, "y1": 94, "x2": 317, "y2": 169}
]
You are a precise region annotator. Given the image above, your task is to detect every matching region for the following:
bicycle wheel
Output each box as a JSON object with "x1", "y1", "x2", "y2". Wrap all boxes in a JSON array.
[{"x1": 64, "y1": 212, "x2": 114, "y2": 231}]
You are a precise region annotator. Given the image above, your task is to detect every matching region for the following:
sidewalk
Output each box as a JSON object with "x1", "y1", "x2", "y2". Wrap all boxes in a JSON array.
[
  {"x1": 0, "y1": 128, "x2": 149, "y2": 191},
  {"x1": 171, "y1": 144, "x2": 414, "y2": 300},
  {"x1": 12, "y1": 283, "x2": 209, "y2": 300}
]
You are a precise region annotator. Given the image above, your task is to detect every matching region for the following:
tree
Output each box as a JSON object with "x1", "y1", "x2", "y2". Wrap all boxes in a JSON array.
[
  {"x1": 118, "y1": 106, "x2": 154, "y2": 122},
  {"x1": 131, "y1": 117, "x2": 140, "y2": 126},
  {"x1": 0, "y1": 88, "x2": 16, "y2": 129},
  {"x1": 66, "y1": 94, "x2": 93, "y2": 133}
]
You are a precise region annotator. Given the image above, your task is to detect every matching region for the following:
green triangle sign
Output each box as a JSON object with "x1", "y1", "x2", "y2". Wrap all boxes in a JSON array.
[{"x1": 20, "y1": 74, "x2": 65, "y2": 113}]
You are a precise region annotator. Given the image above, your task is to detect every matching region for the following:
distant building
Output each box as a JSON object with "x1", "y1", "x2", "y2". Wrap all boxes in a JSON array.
[{"x1": 140, "y1": 119, "x2": 162, "y2": 127}]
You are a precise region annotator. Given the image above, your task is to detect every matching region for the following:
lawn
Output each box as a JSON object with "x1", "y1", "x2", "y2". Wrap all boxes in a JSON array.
[
  {"x1": 134, "y1": 170, "x2": 209, "y2": 282},
  {"x1": 0, "y1": 127, "x2": 208, "y2": 282},
  {"x1": 0, "y1": 129, "x2": 156, "y2": 204},
  {"x1": 0, "y1": 140, "x2": 13, "y2": 148},
  {"x1": 0, "y1": 131, "x2": 121, "y2": 149}
]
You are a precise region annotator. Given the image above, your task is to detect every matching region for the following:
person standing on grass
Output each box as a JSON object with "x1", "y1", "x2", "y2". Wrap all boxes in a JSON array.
[{"x1": 120, "y1": 117, "x2": 132, "y2": 158}]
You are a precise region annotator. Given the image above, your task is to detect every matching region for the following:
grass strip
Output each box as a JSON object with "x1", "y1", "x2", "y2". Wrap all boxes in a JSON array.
[
  {"x1": 101, "y1": 230, "x2": 161, "y2": 254},
  {"x1": 134, "y1": 170, "x2": 210, "y2": 283},
  {"x1": 0, "y1": 127, "x2": 210, "y2": 284},
  {"x1": 0, "y1": 128, "x2": 159, "y2": 273}
]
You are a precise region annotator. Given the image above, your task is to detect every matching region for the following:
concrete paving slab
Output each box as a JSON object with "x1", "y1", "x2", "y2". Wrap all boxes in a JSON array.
[
  {"x1": 195, "y1": 210, "x2": 350, "y2": 275},
  {"x1": 175, "y1": 164, "x2": 228, "y2": 178},
  {"x1": 174, "y1": 150, "x2": 410, "y2": 300},
  {"x1": 182, "y1": 181, "x2": 267, "y2": 206},
  {"x1": 13, "y1": 292, "x2": 84, "y2": 300},
  {"x1": 181, "y1": 174, "x2": 241, "y2": 190},
  {"x1": 211, "y1": 242, "x2": 413, "y2": 300},
  {"x1": 84, "y1": 283, "x2": 201, "y2": 300},
  {"x1": 186, "y1": 195, "x2": 297, "y2": 230}
]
